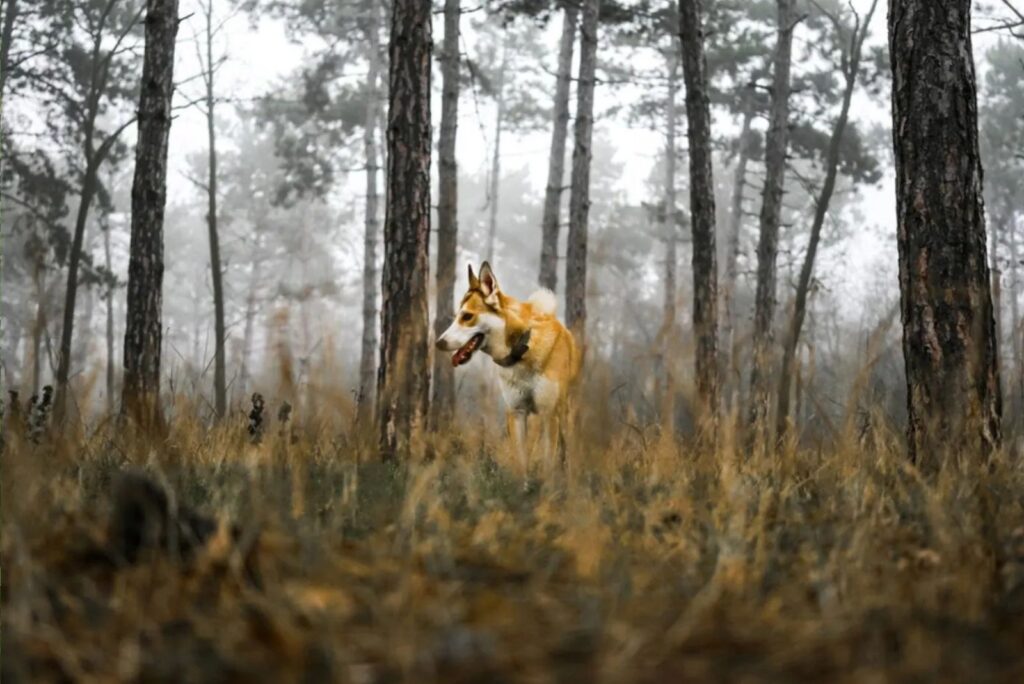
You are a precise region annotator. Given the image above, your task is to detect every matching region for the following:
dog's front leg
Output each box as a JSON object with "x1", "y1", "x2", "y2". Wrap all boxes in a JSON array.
[{"x1": 507, "y1": 410, "x2": 529, "y2": 474}]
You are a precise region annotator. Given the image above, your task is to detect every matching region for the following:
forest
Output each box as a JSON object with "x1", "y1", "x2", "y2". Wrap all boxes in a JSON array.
[{"x1": 2, "y1": 0, "x2": 1024, "y2": 681}]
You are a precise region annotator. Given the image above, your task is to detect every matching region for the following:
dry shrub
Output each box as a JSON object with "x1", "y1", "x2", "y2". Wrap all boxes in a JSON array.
[{"x1": 3, "y1": 388, "x2": 1024, "y2": 683}]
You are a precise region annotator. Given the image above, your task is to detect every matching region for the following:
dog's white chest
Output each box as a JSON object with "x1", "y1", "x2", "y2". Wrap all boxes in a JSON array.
[{"x1": 497, "y1": 366, "x2": 557, "y2": 414}]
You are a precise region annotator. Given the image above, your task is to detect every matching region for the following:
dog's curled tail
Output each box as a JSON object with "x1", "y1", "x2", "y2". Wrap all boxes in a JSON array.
[{"x1": 527, "y1": 288, "x2": 558, "y2": 315}]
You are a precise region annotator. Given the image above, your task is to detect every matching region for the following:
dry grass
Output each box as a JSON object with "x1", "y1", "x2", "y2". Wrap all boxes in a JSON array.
[{"x1": 4, "y1": 395, "x2": 1024, "y2": 683}]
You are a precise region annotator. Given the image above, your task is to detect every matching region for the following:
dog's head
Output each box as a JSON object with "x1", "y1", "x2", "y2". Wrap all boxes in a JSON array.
[{"x1": 435, "y1": 262, "x2": 507, "y2": 367}]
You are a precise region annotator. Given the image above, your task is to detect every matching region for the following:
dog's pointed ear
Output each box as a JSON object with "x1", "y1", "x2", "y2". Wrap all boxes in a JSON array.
[
  {"x1": 478, "y1": 262, "x2": 501, "y2": 306},
  {"x1": 468, "y1": 264, "x2": 480, "y2": 290}
]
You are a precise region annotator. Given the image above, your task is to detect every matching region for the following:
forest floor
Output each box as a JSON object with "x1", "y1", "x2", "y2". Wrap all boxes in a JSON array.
[{"x1": 4, "y1": 404, "x2": 1024, "y2": 683}]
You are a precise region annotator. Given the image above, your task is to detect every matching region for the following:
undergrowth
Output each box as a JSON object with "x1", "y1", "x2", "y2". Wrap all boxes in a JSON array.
[{"x1": 3, "y1": 401, "x2": 1024, "y2": 683}]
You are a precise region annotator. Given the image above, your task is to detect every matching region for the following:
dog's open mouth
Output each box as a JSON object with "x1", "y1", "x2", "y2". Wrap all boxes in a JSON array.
[{"x1": 451, "y1": 333, "x2": 485, "y2": 367}]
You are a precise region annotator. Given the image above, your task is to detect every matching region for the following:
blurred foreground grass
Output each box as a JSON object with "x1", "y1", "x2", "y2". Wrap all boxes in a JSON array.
[{"x1": 4, "y1": 404, "x2": 1024, "y2": 683}]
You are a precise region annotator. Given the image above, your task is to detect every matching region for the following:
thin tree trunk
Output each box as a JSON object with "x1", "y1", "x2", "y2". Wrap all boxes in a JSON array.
[
  {"x1": 721, "y1": 89, "x2": 754, "y2": 406},
  {"x1": 103, "y1": 224, "x2": 115, "y2": 414},
  {"x1": 122, "y1": 0, "x2": 179, "y2": 430},
  {"x1": 662, "y1": 49, "x2": 678, "y2": 349},
  {"x1": 377, "y1": 0, "x2": 432, "y2": 460},
  {"x1": 31, "y1": 259, "x2": 45, "y2": 395},
  {"x1": 776, "y1": 0, "x2": 878, "y2": 440},
  {"x1": 657, "y1": 46, "x2": 678, "y2": 432},
  {"x1": 486, "y1": 40, "x2": 507, "y2": 264},
  {"x1": 890, "y1": 0, "x2": 1001, "y2": 466},
  {"x1": 564, "y1": 0, "x2": 600, "y2": 338},
  {"x1": 55, "y1": 171, "x2": 98, "y2": 419},
  {"x1": 679, "y1": 0, "x2": 720, "y2": 427},
  {"x1": 238, "y1": 249, "x2": 261, "y2": 398},
  {"x1": 431, "y1": 0, "x2": 460, "y2": 429},
  {"x1": 74, "y1": 279, "x2": 94, "y2": 370},
  {"x1": 0, "y1": 0, "x2": 18, "y2": 99},
  {"x1": 538, "y1": 5, "x2": 578, "y2": 290},
  {"x1": 358, "y1": 0, "x2": 383, "y2": 421},
  {"x1": 991, "y1": 218, "x2": 1004, "y2": 408},
  {"x1": 747, "y1": 0, "x2": 795, "y2": 444},
  {"x1": 54, "y1": 0, "x2": 135, "y2": 420},
  {"x1": 201, "y1": 0, "x2": 227, "y2": 418},
  {"x1": 1009, "y1": 215, "x2": 1021, "y2": 425}
]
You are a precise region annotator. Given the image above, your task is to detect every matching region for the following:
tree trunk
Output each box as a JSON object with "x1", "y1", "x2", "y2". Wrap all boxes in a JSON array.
[
  {"x1": 202, "y1": 1, "x2": 227, "y2": 419},
  {"x1": 431, "y1": 0, "x2": 460, "y2": 429},
  {"x1": 538, "y1": 5, "x2": 578, "y2": 291},
  {"x1": 721, "y1": 89, "x2": 755, "y2": 406},
  {"x1": 486, "y1": 40, "x2": 507, "y2": 264},
  {"x1": 0, "y1": 0, "x2": 17, "y2": 99},
  {"x1": 238, "y1": 248, "x2": 261, "y2": 399},
  {"x1": 991, "y1": 218, "x2": 1004, "y2": 409},
  {"x1": 54, "y1": 2, "x2": 135, "y2": 420},
  {"x1": 55, "y1": 169, "x2": 98, "y2": 419},
  {"x1": 776, "y1": 0, "x2": 878, "y2": 440},
  {"x1": 103, "y1": 224, "x2": 115, "y2": 415},
  {"x1": 1008, "y1": 216, "x2": 1021, "y2": 424},
  {"x1": 377, "y1": 0, "x2": 432, "y2": 460},
  {"x1": 679, "y1": 0, "x2": 720, "y2": 426},
  {"x1": 73, "y1": 279, "x2": 94, "y2": 370},
  {"x1": 31, "y1": 258, "x2": 46, "y2": 395},
  {"x1": 122, "y1": 0, "x2": 179, "y2": 429},
  {"x1": 564, "y1": 0, "x2": 600, "y2": 337},
  {"x1": 890, "y1": 0, "x2": 1001, "y2": 466},
  {"x1": 358, "y1": 0, "x2": 383, "y2": 421},
  {"x1": 747, "y1": 0, "x2": 795, "y2": 443},
  {"x1": 662, "y1": 49, "x2": 679, "y2": 351},
  {"x1": 657, "y1": 48, "x2": 679, "y2": 433}
]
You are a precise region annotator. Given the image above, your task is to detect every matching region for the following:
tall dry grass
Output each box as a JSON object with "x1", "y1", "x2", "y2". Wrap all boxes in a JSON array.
[{"x1": 3, "y1": 380, "x2": 1024, "y2": 682}]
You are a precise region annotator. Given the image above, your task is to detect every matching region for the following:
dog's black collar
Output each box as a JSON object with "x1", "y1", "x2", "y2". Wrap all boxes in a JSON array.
[{"x1": 493, "y1": 328, "x2": 531, "y2": 368}]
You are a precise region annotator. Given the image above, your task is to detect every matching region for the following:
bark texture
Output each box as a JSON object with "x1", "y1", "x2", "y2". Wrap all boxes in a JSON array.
[
  {"x1": 564, "y1": 0, "x2": 600, "y2": 337},
  {"x1": 122, "y1": 0, "x2": 179, "y2": 429},
  {"x1": 431, "y1": 0, "x2": 460, "y2": 428},
  {"x1": 377, "y1": 0, "x2": 432, "y2": 459},
  {"x1": 776, "y1": 0, "x2": 878, "y2": 439},
  {"x1": 747, "y1": 0, "x2": 794, "y2": 441},
  {"x1": 358, "y1": 0, "x2": 383, "y2": 421},
  {"x1": 538, "y1": 5, "x2": 578, "y2": 291},
  {"x1": 889, "y1": 0, "x2": 1001, "y2": 466},
  {"x1": 679, "y1": 0, "x2": 719, "y2": 425}
]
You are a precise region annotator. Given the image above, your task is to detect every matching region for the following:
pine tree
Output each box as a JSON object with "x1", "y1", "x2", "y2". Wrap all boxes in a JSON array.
[
  {"x1": 564, "y1": 0, "x2": 600, "y2": 338},
  {"x1": 890, "y1": 0, "x2": 1002, "y2": 466},
  {"x1": 121, "y1": 0, "x2": 179, "y2": 428},
  {"x1": 377, "y1": 0, "x2": 432, "y2": 459},
  {"x1": 431, "y1": 0, "x2": 461, "y2": 428},
  {"x1": 679, "y1": 0, "x2": 719, "y2": 426}
]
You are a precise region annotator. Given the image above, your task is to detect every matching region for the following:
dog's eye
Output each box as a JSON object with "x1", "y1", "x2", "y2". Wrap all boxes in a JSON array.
[{"x1": 459, "y1": 312, "x2": 474, "y2": 324}]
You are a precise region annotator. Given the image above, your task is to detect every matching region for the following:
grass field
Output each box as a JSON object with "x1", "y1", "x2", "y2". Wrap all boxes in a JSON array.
[{"x1": 4, "y1": 398, "x2": 1024, "y2": 682}]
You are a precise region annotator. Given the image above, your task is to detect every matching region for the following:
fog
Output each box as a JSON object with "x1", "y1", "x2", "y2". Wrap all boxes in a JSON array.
[{"x1": 2, "y1": 0, "x2": 1022, "y2": 437}]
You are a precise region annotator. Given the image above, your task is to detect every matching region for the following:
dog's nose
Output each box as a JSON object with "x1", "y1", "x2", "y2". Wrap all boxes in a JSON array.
[{"x1": 435, "y1": 337, "x2": 446, "y2": 351}]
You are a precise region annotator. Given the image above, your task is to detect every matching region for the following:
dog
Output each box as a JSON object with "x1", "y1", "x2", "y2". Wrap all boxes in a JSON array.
[{"x1": 435, "y1": 262, "x2": 580, "y2": 469}]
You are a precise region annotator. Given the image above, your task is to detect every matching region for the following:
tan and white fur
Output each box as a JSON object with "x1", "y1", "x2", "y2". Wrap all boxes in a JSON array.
[{"x1": 436, "y1": 262, "x2": 580, "y2": 470}]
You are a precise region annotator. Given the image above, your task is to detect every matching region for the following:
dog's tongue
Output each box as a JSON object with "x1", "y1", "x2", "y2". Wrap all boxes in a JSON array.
[{"x1": 452, "y1": 334, "x2": 483, "y2": 367}]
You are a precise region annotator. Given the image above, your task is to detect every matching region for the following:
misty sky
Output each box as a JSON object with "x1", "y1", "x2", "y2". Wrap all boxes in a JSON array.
[{"x1": 160, "y1": 0, "x2": 1008, "y2": 320}]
